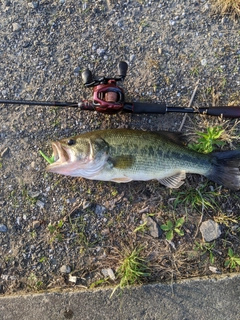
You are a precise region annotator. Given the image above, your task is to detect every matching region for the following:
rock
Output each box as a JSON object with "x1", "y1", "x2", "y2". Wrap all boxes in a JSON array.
[
  {"x1": 28, "y1": 1, "x2": 39, "y2": 9},
  {"x1": 36, "y1": 200, "x2": 44, "y2": 209},
  {"x1": 101, "y1": 268, "x2": 116, "y2": 281},
  {"x1": 95, "y1": 205, "x2": 106, "y2": 216},
  {"x1": 101, "y1": 228, "x2": 110, "y2": 236},
  {"x1": 96, "y1": 48, "x2": 105, "y2": 57},
  {"x1": 60, "y1": 265, "x2": 71, "y2": 274},
  {"x1": 142, "y1": 214, "x2": 161, "y2": 238},
  {"x1": 28, "y1": 191, "x2": 40, "y2": 198},
  {"x1": 130, "y1": 54, "x2": 135, "y2": 62},
  {"x1": 209, "y1": 266, "x2": 221, "y2": 274},
  {"x1": 0, "y1": 224, "x2": 7, "y2": 233},
  {"x1": 200, "y1": 220, "x2": 221, "y2": 242},
  {"x1": 74, "y1": 66, "x2": 81, "y2": 76},
  {"x1": 12, "y1": 23, "x2": 22, "y2": 32}
]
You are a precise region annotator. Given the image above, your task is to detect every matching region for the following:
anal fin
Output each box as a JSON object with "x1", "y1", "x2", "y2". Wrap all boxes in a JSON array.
[{"x1": 158, "y1": 172, "x2": 186, "y2": 188}]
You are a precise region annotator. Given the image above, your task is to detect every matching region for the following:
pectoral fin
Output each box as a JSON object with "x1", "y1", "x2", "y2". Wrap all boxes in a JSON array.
[
  {"x1": 109, "y1": 155, "x2": 135, "y2": 169},
  {"x1": 158, "y1": 172, "x2": 186, "y2": 188}
]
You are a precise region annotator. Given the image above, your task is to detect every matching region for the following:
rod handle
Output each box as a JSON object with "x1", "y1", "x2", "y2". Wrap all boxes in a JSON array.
[
  {"x1": 131, "y1": 102, "x2": 167, "y2": 113},
  {"x1": 199, "y1": 106, "x2": 240, "y2": 118}
]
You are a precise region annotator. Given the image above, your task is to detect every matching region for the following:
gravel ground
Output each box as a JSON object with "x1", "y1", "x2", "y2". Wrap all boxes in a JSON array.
[{"x1": 0, "y1": 0, "x2": 240, "y2": 294}]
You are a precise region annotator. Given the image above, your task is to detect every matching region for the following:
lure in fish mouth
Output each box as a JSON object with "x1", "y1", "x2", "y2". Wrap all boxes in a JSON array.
[
  {"x1": 46, "y1": 128, "x2": 240, "y2": 190},
  {"x1": 47, "y1": 135, "x2": 110, "y2": 178},
  {"x1": 47, "y1": 141, "x2": 79, "y2": 176},
  {"x1": 52, "y1": 141, "x2": 70, "y2": 163}
]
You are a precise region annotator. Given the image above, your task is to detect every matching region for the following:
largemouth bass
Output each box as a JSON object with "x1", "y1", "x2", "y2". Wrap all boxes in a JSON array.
[{"x1": 46, "y1": 129, "x2": 240, "y2": 190}]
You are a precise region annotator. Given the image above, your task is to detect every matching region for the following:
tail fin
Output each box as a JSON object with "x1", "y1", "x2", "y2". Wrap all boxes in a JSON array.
[{"x1": 208, "y1": 150, "x2": 240, "y2": 190}]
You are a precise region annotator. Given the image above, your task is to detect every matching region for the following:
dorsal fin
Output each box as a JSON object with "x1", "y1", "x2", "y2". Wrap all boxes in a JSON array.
[{"x1": 155, "y1": 131, "x2": 189, "y2": 145}]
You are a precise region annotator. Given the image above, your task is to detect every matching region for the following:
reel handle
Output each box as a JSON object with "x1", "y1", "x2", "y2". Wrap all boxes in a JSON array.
[{"x1": 118, "y1": 61, "x2": 128, "y2": 79}]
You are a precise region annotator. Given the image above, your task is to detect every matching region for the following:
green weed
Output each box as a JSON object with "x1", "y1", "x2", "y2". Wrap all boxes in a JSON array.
[
  {"x1": 39, "y1": 257, "x2": 47, "y2": 263},
  {"x1": 90, "y1": 278, "x2": 109, "y2": 289},
  {"x1": 30, "y1": 230, "x2": 37, "y2": 238},
  {"x1": 47, "y1": 220, "x2": 64, "y2": 242},
  {"x1": 27, "y1": 273, "x2": 44, "y2": 291},
  {"x1": 133, "y1": 222, "x2": 148, "y2": 233},
  {"x1": 160, "y1": 217, "x2": 185, "y2": 241},
  {"x1": 21, "y1": 187, "x2": 38, "y2": 206},
  {"x1": 194, "y1": 241, "x2": 216, "y2": 264},
  {"x1": 190, "y1": 67, "x2": 199, "y2": 76},
  {"x1": 188, "y1": 126, "x2": 226, "y2": 154},
  {"x1": 111, "y1": 247, "x2": 150, "y2": 296},
  {"x1": 214, "y1": 213, "x2": 238, "y2": 227},
  {"x1": 172, "y1": 183, "x2": 220, "y2": 212},
  {"x1": 224, "y1": 248, "x2": 240, "y2": 269}
]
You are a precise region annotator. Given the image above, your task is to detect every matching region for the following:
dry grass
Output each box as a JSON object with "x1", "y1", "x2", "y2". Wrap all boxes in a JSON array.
[{"x1": 211, "y1": 0, "x2": 240, "y2": 17}]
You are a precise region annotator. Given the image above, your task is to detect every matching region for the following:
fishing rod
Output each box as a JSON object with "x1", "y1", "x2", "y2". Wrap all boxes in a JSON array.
[{"x1": 0, "y1": 61, "x2": 239, "y2": 118}]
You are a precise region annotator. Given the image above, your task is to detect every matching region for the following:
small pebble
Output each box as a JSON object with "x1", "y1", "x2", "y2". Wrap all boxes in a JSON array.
[
  {"x1": 68, "y1": 275, "x2": 77, "y2": 283},
  {"x1": 36, "y1": 200, "x2": 45, "y2": 209},
  {"x1": 28, "y1": 1, "x2": 39, "y2": 9},
  {"x1": 96, "y1": 48, "x2": 106, "y2": 57},
  {"x1": 130, "y1": 54, "x2": 135, "y2": 62},
  {"x1": 0, "y1": 224, "x2": 7, "y2": 233},
  {"x1": 32, "y1": 221, "x2": 40, "y2": 229},
  {"x1": 101, "y1": 268, "x2": 116, "y2": 281},
  {"x1": 60, "y1": 265, "x2": 71, "y2": 274},
  {"x1": 101, "y1": 228, "x2": 110, "y2": 236},
  {"x1": 209, "y1": 266, "x2": 221, "y2": 274},
  {"x1": 95, "y1": 205, "x2": 106, "y2": 216},
  {"x1": 12, "y1": 23, "x2": 22, "y2": 31},
  {"x1": 142, "y1": 214, "x2": 162, "y2": 238}
]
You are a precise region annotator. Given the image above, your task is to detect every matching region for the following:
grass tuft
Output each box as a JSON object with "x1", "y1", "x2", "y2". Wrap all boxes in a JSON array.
[
  {"x1": 111, "y1": 247, "x2": 150, "y2": 296},
  {"x1": 211, "y1": 0, "x2": 240, "y2": 18},
  {"x1": 172, "y1": 183, "x2": 221, "y2": 212}
]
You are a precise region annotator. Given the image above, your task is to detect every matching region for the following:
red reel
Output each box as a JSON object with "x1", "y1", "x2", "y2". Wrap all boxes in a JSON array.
[{"x1": 93, "y1": 80, "x2": 125, "y2": 114}]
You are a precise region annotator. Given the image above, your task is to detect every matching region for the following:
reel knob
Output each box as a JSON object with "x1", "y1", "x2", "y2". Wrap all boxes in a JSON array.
[
  {"x1": 118, "y1": 61, "x2": 128, "y2": 79},
  {"x1": 81, "y1": 69, "x2": 94, "y2": 86}
]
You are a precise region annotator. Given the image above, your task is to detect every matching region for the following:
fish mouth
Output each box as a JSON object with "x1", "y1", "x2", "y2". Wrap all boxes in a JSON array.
[
  {"x1": 46, "y1": 141, "x2": 70, "y2": 171},
  {"x1": 52, "y1": 141, "x2": 69, "y2": 162}
]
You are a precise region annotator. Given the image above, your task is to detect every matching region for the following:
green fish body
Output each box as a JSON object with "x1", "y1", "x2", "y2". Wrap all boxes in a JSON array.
[{"x1": 46, "y1": 129, "x2": 240, "y2": 190}]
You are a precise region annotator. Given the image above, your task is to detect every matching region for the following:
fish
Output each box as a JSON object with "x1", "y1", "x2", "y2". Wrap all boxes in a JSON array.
[{"x1": 46, "y1": 128, "x2": 240, "y2": 190}]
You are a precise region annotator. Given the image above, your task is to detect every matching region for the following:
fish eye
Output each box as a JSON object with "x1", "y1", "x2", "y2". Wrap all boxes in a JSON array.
[{"x1": 67, "y1": 139, "x2": 76, "y2": 146}]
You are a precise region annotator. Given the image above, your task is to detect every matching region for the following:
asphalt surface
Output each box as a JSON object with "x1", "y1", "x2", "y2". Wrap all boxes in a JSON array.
[{"x1": 1, "y1": 274, "x2": 240, "y2": 320}]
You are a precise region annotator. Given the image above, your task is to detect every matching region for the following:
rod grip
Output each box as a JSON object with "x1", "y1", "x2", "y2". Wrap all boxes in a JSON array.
[
  {"x1": 200, "y1": 106, "x2": 240, "y2": 118},
  {"x1": 132, "y1": 102, "x2": 167, "y2": 114}
]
